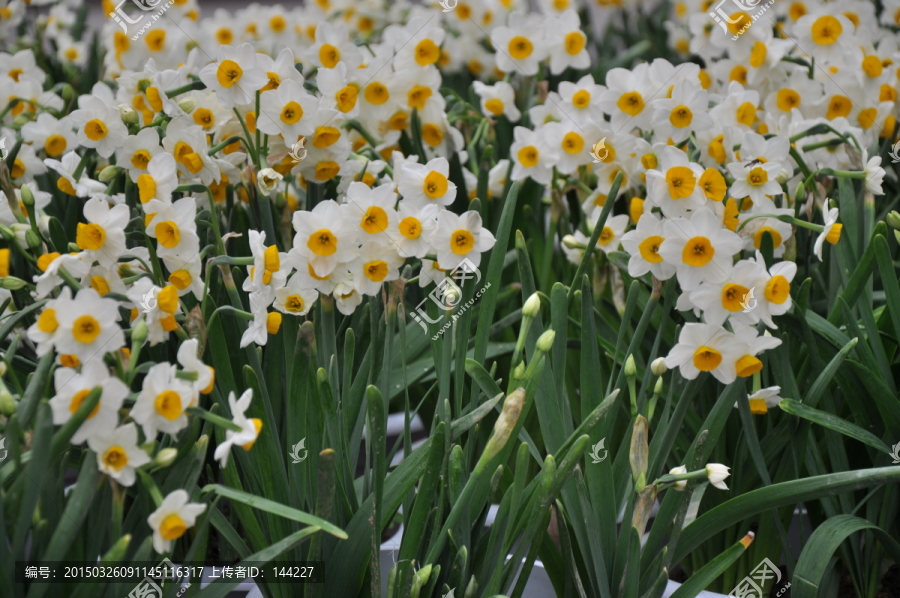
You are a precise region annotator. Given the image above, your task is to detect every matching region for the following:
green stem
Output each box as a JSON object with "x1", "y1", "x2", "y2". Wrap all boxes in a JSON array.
[{"x1": 185, "y1": 406, "x2": 244, "y2": 432}]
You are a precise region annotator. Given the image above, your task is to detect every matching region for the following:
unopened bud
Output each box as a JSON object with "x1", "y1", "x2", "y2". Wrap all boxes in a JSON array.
[
  {"x1": 624, "y1": 354, "x2": 637, "y2": 378},
  {"x1": 13, "y1": 114, "x2": 29, "y2": 127},
  {"x1": 0, "y1": 276, "x2": 27, "y2": 290},
  {"x1": 654, "y1": 376, "x2": 664, "y2": 395},
  {"x1": 669, "y1": 465, "x2": 687, "y2": 490},
  {"x1": 479, "y1": 387, "x2": 526, "y2": 467},
  {"x1": 67, "y1": 242, "x2": 79, "y2": 252},
  {"x1": 887, "y1": 211, "x2": 900, "y2": 231},
  {"x1": 19, "y1": 185, "x2": 34, "y2": 208},
  {"x1": 131, "y1": 319, "x2": 148, "y2": 346},
  {"x1": 629, "y1": 415, "x2": 649, "y2": 492},
  {"x1": 536, "y1": 329, "x2": 556, "y2": 353},
  {"x1": 99, "y1": 165, "x2": 122, "y2": 183},
  {"x1": 178, "y1": 97, "x2": 196, "y2": 113},
  {"x1": 650, "y1": 357, "x2": 667, "y2": 376},
  {"x1": 152, "y1": 447, "x2": 178, "y2": 468},
  {"x1": 25, "y1": 230, "x2": 41, "y2": 250},
  {"x1": 522, "y1": 292, "x2": 540, "y2": 318},
  {"x1": 137, "y1": 79, "x2": 152, "y2": 93},
  {"x1": 0, "y1": 388, "x2": 16, "y2": 415},
  {"x1": 631, "y1": 484, "x2": 658, "y2": 537},
  {"x1": 60, "y1": 83, "x2": 75, "y2": 102},
  {"x1": 0, "y1": 224, "x2": 14, "y2": 241},
  {"x1": 562, "y1": 234, "x2": 581, "y2": 249},
  {"x1": 118, "y1": 104, "x2": 138, "y2": 125}
]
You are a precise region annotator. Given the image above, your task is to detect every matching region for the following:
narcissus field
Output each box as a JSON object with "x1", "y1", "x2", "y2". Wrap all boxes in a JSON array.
[{"x1": 1, "y1": 0, "x2": 900, "y2": 596}]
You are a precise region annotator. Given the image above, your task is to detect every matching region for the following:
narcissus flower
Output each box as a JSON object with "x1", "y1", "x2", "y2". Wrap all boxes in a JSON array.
[
  {"x1": 814, "y1": 206, "x2": 842, "y2": 261},
  {"x1": 622, "y1": 213, "x2": 677, "y2": 280},
  {"x1": 198, "y1": 43, "x2": 268, "y2": 108},
  {"x1": 705, "y1": 463, "x2": 731, "y2": 489},
  {"x1": 53, "y1": 288, "x2": 125, "y2": 363},
  {"x1": 431, "y1": 210, "x2": 496, "y2": 270},
  {"x1": 213, "y1": 389, "x2": 263, "y2": 468},
  {"x1": 131, "y1": 362, "x2": 195, "y2": 440},
  {"x1": 664, "y1": 322, "x2": 742, "y2": 384},
  {"x1": 658, "y1": 207, "x2": 743, "y2": 290},
  {"x1": 49, "y1": 359, "x2": 128, "y2": 445},
  {"x1": 491, "y1": 11, "x2": 548, "y2": 77},
  {"x1": 739, "y1": 386, "x2": 782, "y2": 415},
  {"x1": 75, "y1": 197, "x2": 129, "y2": 268},
  {"x1": 291, "y1": 200, "x2": 360, "y2": 277},
  {"x1": 87, "y1": 423, "x2": 151, "y2": 487},
  {"x1": 399, "y1": 157, "x2": 457, "y2": 208},
  {"x1": 69, "y1": 94, "x2": 129, "y2": 158},
  {"x1": 148, "y1": 489, "x2": 206, "y2": 554}
]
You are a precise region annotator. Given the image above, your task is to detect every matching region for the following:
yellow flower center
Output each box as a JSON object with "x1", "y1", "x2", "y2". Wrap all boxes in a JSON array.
[
  {"x1": 811, "y1": 15, "x2": 842, "y2": 45},
  {"x1": 241, "y1": 418, "x2": 264, "y2": 450},
  {"x1": 315, "y1": 161, "x2": 340, "y2": 181},
  {"x1": 617, "y1": 91, "x2": 644, "y2": 116},
  {"x1": 84, "y1": 119, "x2": 108, "y2": 142},
  {"x1": 721, "y1": 283, "x2": 751, "y2": 312},
  {"x1": 754, "y1": 226, "x2": 783, "y2": 249},
  {"x1": 169, "y1": 270, "x2": 192, "y2": 290},
  {"x1": 38, "y1": 308, "x2": 59, "y2": 333},
  {"x1": 693, "y1": 346, "x2": 722, "y2": 371},
  {"x1": 155, "y1": 221, "x2": 181, "y2": 248},
  {"x1": 669, "y1": 105, "x2": 693, "y2": 128},
  {"x1": 518, "y1": 145, "x2": 540, "y2": 168},
  {"x1": 336, "y1": 85, "x2": 358, "y2": 113},
  {"x1": 365, "y1": 82, "x2": 389, "y2": 105},
  {"x1": 103, "y1": 446, "x2": 128, "y2": 471},
  {"x1": 319, "y1": 44, "x2": 340, "y2": 68},
  {"x1": 750, "y1": 41, "x2": 767, "y2": 68},
  {"x1": 44, "y1": 135, "x2": 67, "y2": 157},
  {"x1": 399, "y1": 217, "x2": 421, "y2": 239},
  {"x1": 159, "y1": 513, "x2": 188, "y2": 541},
  {"x1": 280, "y1": 101, "x2": 303, "y2": 124},
  {"x1": 145, "y1": 29, "x2": 166, "y2": 52},
  {"x1": 266, "y1": 312, "x2": 282, "y2": 334},
  {"x1": 682, "y1": 236, "x2": 714, "y2": 267},
  {"x1": 699, "y1": 168, "x2": 726, "y2": 201},
  {"x1": 422, "y1": 124, "x2": 444, "y2": 147},
  {"x1": 313, "y1": 126, "x2": 341, "y2": 148},
  {"x1": 75, "y1": 222, "x2": 106, "y2": 251},
  {"x1": 572, "y1": 90, "x2": 590, "y2": 108},
  {"x1": 91, "y1": 276, "x2": 110, "y2": 296},
  {"x1": 364, "y1": 260, "x2": 389, "y2": 282},
  {"x1": 665, "y1": 166, "x2": 697, "y2": 199},
  {"x1": 736, "y1": 355, "x2": 763, "y2": 377},
  {"x1": 451, "y1": 229, "x2": 475, "y2": 255},
  {"x1": 137, "y1": 174, "x2": 156, "y2": 203},
  {"x1": 484, "y1": 98, "x2": 504, "y2": 115},
  {"x1": 749, "y1": 398, "x2": 769, "y2": 414},
  {"x1": 415, "y1": 39, "x2": 440, "y2": 66},
  {"x1": 736, "y1": 102, "x2": 757, "y2": 126},
  {"x1": 776, "y1": 89, "x2": 800, "y2": 112},
  {"x1": 155, "y1": 390, "x2": 183, "y2": 421},
  {"x1": 69, "y1": 388, "x2": 101, "y2": 419},
  {"x1": 562, "y1": 132, "x2": 584, "y2": 154},
  {"x1": 564, "y1": 31, "x2": 586, "y2": 55},
  {"x1": 131, "y1": 149, "x2": 152, "y2": 170},
  {"x1": 308, "y1": 229, "x2": 337, "y2": 256},
  {"x1": 765, "y1": 274, "x2": 790, "y2": 304},
  {"x1": 216, "y1": 59, "x2": 243, "y2": 88},
  {"x1": 638, "y1": 235, "x2": 664, "y2": 263},
  {"x1": 747, "y1": 166, "x2": 768, "y2": 186},
  {"x1": 826, "y1": 96, "x2": 851, "y2": 120},
  {"x1": 361, "y1": 206, "x2": 388, "y2": 234},
  {"x1": 508, "y1": 36, "x2": 534, "y2": 60},
  {"x1": 284, "y1": 294, "x2": 305, "y2": 313}
]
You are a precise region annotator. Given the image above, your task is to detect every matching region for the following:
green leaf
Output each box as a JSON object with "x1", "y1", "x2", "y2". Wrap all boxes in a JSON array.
[
  {"x1": 804, "y1": 338, "x2": 858, "y2": 408},
  {"x1": 200, "y1": 484, "x2": 347, "y2": 539},
  {"x1": 670, "y1": 534, "x2": 753, "y2": 598},
  {"x1": 673, "y1": 467, "x2": 900, "y2": 565},
  {"x1": 791, "y1": 515, "x2": 900, "y2": 598},
  {"x1": 779, "y1": 398, "x2": 891, "y2": 454}
]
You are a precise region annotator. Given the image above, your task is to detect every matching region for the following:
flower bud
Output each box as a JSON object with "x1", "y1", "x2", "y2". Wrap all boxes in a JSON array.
[
  {"x1": 479, "y1": 387, "x2": 526, "y2": 467},
  {"x1": 624, "y1": 354, "x2": 637, "y2": 378},
  {"x1": 705, "y1": 463, "x2": 731, "y2": 490},
  {"x1": 535, "y1": 329, "x2": 556, "y2": 353},
  {"x1": 178, "y1": 97, "x2": 196, "y2": 113},
  {"x1": 629, "y1": 415, "x2": 649, "y2": 491},
  {"x1": 19, "y1": 184, "x2": 34, "y2": 209},
  {"x1": 131, "y1": 319, "x2": 148, "y2": 346},
  {"x1": 0, "y1": 276, "x2": 27, "y2": 290},
  {"x1": 650, "y1": 357, "x2": 667, "y2": 376},
  {"x1": 99, "y1": 165, "x2": 122, "y2": 183},
  {"x1": 887, "y1": 211, "x2": 900, "y2": 231},
  {"x1": 631, "y1": 484, "x2": 657, "y2": 537},
  {"x1": 13, "y1": 115, "x2": 30, "y2": 127},
  {"x1": 562, "y1": 234, "x2": 581, "y2": 249},
  {"x1": 60, "y1": 83, "x2": 75, "y2": 102},
  {"x1": 523, "y1": 292, "x2": 541, "y2": 318},
  {"x1": 0, "y1": 387, "x2": 16, "y2": 415},
  {"x1": 654, "y1": 376, "x2": 664, "y2": 395},
  {"x1": 25, "y1": 230, "x2": 41, "y2": 250},
  {"x1": 118, "y1": 104, "x2": 138, "y2": 125},
  {"x1": 152, "y1": 447, "x2": 178, "y2": 468},
  {"x1": 668, "y1": 465, "x2": 687, "y2": 490}
]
